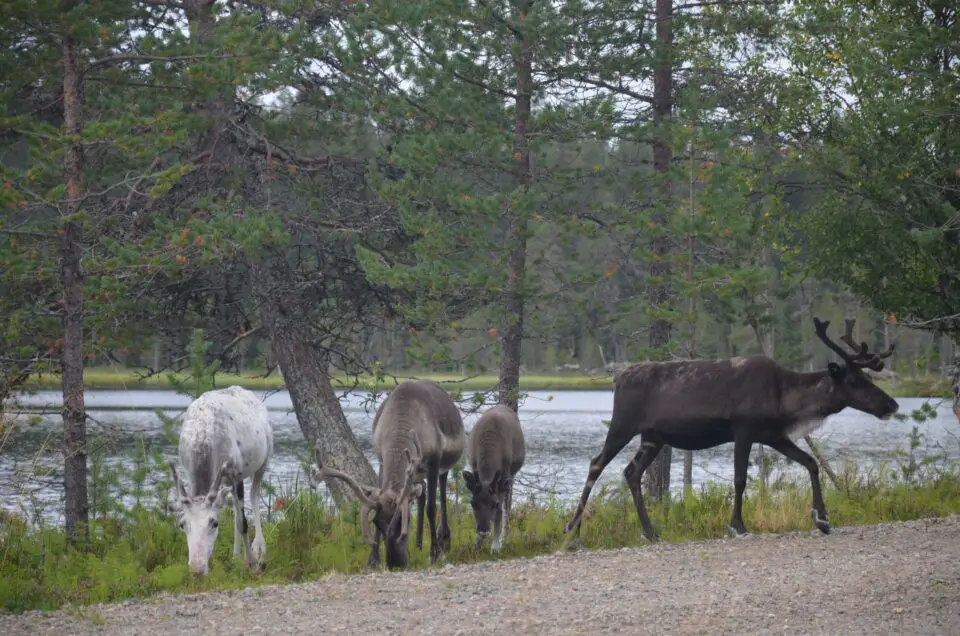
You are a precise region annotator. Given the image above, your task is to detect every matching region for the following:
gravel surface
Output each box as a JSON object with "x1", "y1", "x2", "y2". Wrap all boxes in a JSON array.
[{"x1": 5, "y1": 516, "x2": 960, "y2": 635}]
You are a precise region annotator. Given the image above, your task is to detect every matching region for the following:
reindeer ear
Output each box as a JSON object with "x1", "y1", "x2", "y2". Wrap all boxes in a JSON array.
[
  {"x1": 462, "y1": 470, "x2": 478, "y2": 492},
  {"x1": 168, "y1": 460, "x2": 189, "y2": 499},
  {"x1": 828, "y1": 362, "x2": 845, "y2": 381}
]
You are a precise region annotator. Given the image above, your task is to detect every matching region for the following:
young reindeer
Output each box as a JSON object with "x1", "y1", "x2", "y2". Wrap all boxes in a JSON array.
[
  {"x1": 168, "y1": 386, "x2": 273, "y2": 576},
  {"x1": 463, "y1": 404, "x2": 525, "y2": 553},
  {"x1": 564, "y1": 316, "x2": 899, "y2": 542},
  {"x1": 311, "y1": 379, "x2": 465, "y2": 569}
]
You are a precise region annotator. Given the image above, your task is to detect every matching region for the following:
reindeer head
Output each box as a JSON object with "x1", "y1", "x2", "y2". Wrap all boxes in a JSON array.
[
  {"x1": 462, "y1": 469, "x2": 508, "y2": 539},
  {"x1": 310, "y1": 431, "x2": 425, "y2": 569},
  {"x1": 813, "y1": 317, "x2": 900, "y2": 420},
  {"x1": 169, "y1": 460, "x2": 232, "y2": 576}
]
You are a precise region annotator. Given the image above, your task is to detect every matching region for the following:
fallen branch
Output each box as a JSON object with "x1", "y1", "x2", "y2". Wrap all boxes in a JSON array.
[{"x1": 804, "y1": 434, "x2": 842, "y2": 491}]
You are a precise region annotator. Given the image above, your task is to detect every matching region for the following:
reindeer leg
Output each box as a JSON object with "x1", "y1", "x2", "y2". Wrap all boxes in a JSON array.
[
  {"x1": 237, "y1": 479, "x2": 257, "y2": 569},
  {"x1": 491, "y1": 500, "x2": 504, "y2": 554},
  {"x1": 768, "y1": 437, "x2": 830, "y2": 535},
  {"x1": 729, "y1": 437, "x2": 752, "y2": 537},
  {"x1": 233, "y1": 480, "x2": 244, "y2": 559},
  {"x1": 563, "y1": 429, "x2": 633, "y2": 539},
  {"x1": 438, "y1": 471, "x2": 451, "y2": 552},
  {"x1": 426, "y1": 468, "x2": 441, "y2": 564},
  {"x1": 624, "y1": 439, "x2": 664, "y2": 542},
  {"x1": 415, "y1": 489, "x2": 426, "y2": 551},
  {"x1": 503, "y1": 478, "x2": 513, "y2": 541},
  {"x1": 250, "y1": 464, "x2": 267, "y2": 571},
  {"x1": 367, "y1": 526, "x2": 382, "y2": 570}
]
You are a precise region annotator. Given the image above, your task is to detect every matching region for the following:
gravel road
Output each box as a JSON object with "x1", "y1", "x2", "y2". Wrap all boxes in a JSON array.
[{"x1": 5, "y1": 516, "x2": 960, "y2": 635}]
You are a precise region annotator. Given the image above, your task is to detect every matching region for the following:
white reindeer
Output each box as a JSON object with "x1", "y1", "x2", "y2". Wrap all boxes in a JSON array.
[{"x1": 168, "y1": 385, "x2": 273, "y2": 575}]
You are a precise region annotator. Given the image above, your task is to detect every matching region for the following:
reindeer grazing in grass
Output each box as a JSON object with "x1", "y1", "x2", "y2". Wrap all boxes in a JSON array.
[
  {"x1": 311, "y1": 379, "x2": 465, "y2": 569},
  {"x1": 564, "y1": 317, "x2": 899, "y2": 542},
  {"x1": 169, "y1": 386, "x2": 273, "y2": 576},
  {"x1": 463, "y1": 404, "x2": 525, "y2": 553}
]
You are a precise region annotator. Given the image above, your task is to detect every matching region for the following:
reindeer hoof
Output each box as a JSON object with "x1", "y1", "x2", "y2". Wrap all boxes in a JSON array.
[
  {"x1": 811, "y1": 509, "x2": 831, "y2": 535},
  {"x1": 727, "y1": 526, "x2": 750, "y2": 538},
  {"x1": 564, "y1": 537, "x2": 583, "y2": 552}
]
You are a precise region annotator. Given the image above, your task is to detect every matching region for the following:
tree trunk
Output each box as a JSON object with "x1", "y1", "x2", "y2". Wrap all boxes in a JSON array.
[
  {"x1": 942, "y1": 332, "x2": 953, "y2": 374},
  {"x1": 645, "y1": 0, "x2": 674, "y2": 502},
  {"x1": 60, "y1": 31, "x2": 88, "y2": 546},
  {"x1": 498, "y1": 0, "x2": 534, "y2": 413},
  {"x1": 754, "y1": 321, "x2": 774, "y2": 492},
  {"x1": 256, "y1": 266, "x2": 377, "y2": 505},
  {"x1": 682, "y1": 132, "x2": 696, "y2": 494},
  {"x1": 176, "y1": 0, "x2": 376, "y2": 505}
]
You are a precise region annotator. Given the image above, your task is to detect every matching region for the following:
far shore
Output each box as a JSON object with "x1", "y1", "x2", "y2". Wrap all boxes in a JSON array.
[{"x1": 16, "y1": 366, "x2": 953, "y2": 398}]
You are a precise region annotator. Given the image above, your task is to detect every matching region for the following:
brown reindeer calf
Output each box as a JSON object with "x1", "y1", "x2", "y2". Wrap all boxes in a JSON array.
[{"x1": 463, "y1": 404, "x2": 526, "y2": 553}]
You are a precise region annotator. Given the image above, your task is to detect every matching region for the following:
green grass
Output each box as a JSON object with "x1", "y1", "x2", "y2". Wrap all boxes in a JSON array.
[
  {"x1": 879, "y1": 374, "x2": 955, "y2": 399},
  {"x1": 21, "y1": 368, "x2": 614, "y2": 392},
  {"x1": 18, "y1": 367, "x2": 953, "y2": 397},
  {"x1": 3, "y1": 469, "x2": 960, "y2": 614}
]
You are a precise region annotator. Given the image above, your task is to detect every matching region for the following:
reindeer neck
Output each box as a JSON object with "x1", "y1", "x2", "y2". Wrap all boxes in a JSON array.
[
  {"x1": 380, "y1": 447, "x2": 412, "y2": 492},
  {"x1": 781, "y1": 368, "x2": 843, "y2": 421}
]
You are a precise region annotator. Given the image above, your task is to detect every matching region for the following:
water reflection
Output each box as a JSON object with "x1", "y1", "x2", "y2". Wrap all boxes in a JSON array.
[{"x1": 3, "y1": 390, "x2": 957, "y2": 524}]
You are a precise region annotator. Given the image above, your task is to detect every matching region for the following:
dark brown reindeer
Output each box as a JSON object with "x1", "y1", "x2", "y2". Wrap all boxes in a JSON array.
[
  {"x1": 564, "y1": 316, "x2": 899, "y2": 541},
  {"x1": 462, "y1": 404, "x2": 526, "y2": 553},
  {"x1": 310, "y1": 379, "x2": 465, "y2": 569}
]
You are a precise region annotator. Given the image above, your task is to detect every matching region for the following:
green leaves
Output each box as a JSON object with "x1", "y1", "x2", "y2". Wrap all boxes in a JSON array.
[{"x1": 780, "y1": 0, "x2": 960, "y2": 339}]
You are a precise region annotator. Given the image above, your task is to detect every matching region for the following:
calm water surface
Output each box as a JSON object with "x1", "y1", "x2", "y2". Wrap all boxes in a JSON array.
[{"x1": 3, "y1": 389, "x2": 958, "y2": 524}]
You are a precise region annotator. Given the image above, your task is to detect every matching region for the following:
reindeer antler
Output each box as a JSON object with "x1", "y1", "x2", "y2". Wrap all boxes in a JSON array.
[
  {"x1": 208, "y1": 459, "x2": 230, "y2": 499},
  {"x1": 311, "y1": 444, "x2": 380, "y2": 546},
  {"x1": 837, "y1": 317, "x2": 895, "y2": 371},
  {"x1": 813, "y1": 316, "x2": 896, "y2": 371},
  {"x1": 838, "y1": 318, "x2": 870, "y2": 359},
  {"x1": 168, "y1": 460, "x2": 189, "y2": 500}
]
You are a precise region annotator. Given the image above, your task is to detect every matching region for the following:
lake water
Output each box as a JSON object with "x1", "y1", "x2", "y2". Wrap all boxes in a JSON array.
[{"x1": 2, "y1": 389, "x2": 958, "y2": 524}]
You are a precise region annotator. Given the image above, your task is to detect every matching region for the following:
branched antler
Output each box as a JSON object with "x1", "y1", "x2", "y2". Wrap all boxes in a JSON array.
[
  {"x1": 311, "y1": 443, "x2": 380, "y2": 545},
  {"x1": 813, "y1": 317, "x2": 896, "y2": 371}
]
